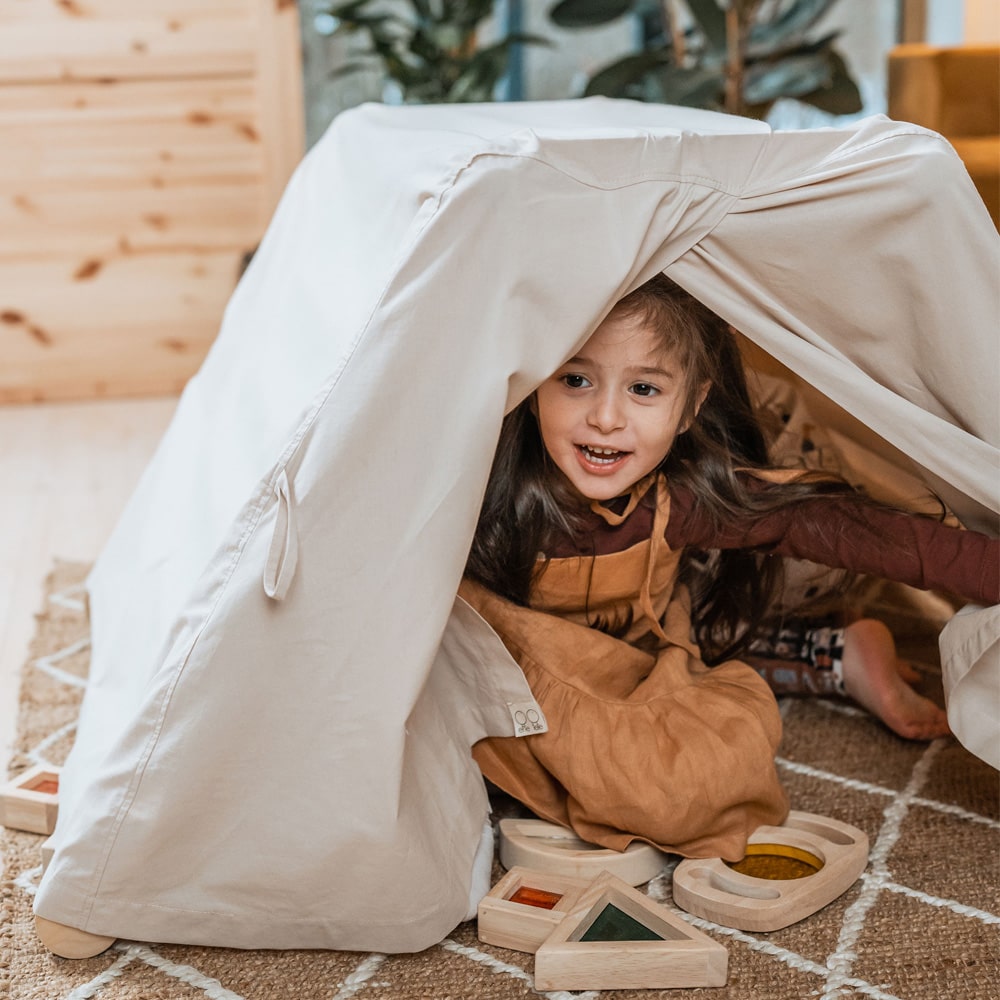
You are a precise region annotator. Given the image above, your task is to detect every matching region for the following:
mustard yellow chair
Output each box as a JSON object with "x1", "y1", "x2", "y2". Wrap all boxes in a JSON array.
[{"x1": 889, "y1": 44, "x2": 1000, "y2": 227}]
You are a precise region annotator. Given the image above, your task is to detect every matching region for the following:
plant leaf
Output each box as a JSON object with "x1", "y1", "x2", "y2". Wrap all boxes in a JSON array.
[
  {"x1": 323, "y1": 0, "x2": 377, "y2": 18},
  {"x1": 797, "y1": 48, "x2": 862, "y2": 114},
  {"x1": 744, "y1": 51, "x2": 832, "y2": 104},
  {"x1": 583, "y1": 48, "x2": 672, "y2": 97},
  {"x1": 326, "y1": 58, "x2": 378, "y2": 81},
  {"x1": 501, "y1": 33, "x2": 556, "y2": 48},
  {"x1": 549, "y1": 0, "x2": 634, "y2": 29},
  {"x1": 328, "y1": 11, "x2": 409, "y2": 40},
  {"x1": 448, "y1": 37, "x2": 520, "y2": 102},
  {"x1": 657, "y1": 64, "x2": 724, "y2": 107},
  {"x1": 749, "y1": 0, "x2": 840, "y2": 50},
  {"x1": 684, "y1": 0, "x2": 728, "y2": 53}
]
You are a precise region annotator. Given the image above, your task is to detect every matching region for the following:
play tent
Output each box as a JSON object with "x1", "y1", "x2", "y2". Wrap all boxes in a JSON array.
[{"x1": 34, "y1": 99, "x2": 998, "y2": 954}]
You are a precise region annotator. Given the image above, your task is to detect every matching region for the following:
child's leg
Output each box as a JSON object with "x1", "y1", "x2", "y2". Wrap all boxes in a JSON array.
[
  {"x1": 840, "y1": 618, "x2": 950, "y2": 741},
  {"x1": 747, "y1": 616, "x2": 950, "y2": 741}
]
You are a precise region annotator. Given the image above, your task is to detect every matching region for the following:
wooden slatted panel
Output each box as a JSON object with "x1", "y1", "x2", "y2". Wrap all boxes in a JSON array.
[
  {"x1": 0, "y1": 0, "x2": 255, "y2": 83},
  {"x1": 0, "y1": 0, "x2": 304, "y2": 402},
  {"x1": 0, "y1": 79, "x2": 265, "y2": 257},
  {"x1": 1, "y1": 252, "x2": 243, "y2": 401}
]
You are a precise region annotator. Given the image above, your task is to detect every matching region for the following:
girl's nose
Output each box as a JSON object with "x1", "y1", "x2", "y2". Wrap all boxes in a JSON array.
[{"x1": 587, "y1": 391, "x2": 625, "y2": 433}]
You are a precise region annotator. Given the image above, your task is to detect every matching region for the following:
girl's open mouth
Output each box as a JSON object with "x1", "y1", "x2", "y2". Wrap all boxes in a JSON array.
[{"x1": 577, "y1": 445, "x2": 630, "y2": 470}]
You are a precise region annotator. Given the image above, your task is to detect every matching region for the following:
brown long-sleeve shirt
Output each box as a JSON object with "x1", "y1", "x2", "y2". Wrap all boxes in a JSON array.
[{"x1": 544, "y1": 475, "x2": 999, "y2": 607}]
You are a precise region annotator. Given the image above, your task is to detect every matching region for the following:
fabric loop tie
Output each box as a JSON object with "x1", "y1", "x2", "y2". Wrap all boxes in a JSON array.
[{"x1": 263, "y1": 469, "x2": 298, "y2": 601}]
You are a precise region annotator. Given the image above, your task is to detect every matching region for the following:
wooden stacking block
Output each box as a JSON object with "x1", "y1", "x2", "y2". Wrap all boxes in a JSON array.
[
  {"x1": 533, "y1": 872, "x2": 728, "y2": 991},
  {"x1": 672, "y1": 810, "x2": 869, "y2": 932},
  {"x1": 477, "y1": 866, "x2": 590, "y2": 954},
  {"x1": 498, "y1": 818, "x2": 667, "y2": 886},
  {"x1": 0, "y1": 764, "x2": 61, "y2": 835}
]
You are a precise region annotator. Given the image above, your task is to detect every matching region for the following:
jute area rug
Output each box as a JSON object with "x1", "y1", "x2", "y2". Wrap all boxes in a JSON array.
[{"x1": 3, "y1": 563, "x2": 998, "y2": 1000}]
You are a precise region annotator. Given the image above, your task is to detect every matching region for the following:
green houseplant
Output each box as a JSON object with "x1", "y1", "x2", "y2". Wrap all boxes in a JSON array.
[
  {"x1": 320, "y1": 0, "x2": 549, "y2": 104},
  {"x1": 549, "y1": 0, "x2": 862, "y2": 118}
]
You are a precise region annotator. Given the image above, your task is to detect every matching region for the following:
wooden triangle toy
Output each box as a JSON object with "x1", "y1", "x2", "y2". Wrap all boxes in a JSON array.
[{"x1": 533, "y1": 871, "x2": 728, "y2": 991}]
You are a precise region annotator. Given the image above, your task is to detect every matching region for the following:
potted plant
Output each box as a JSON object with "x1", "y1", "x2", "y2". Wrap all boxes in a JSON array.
[
  {"x1": 319, "y1": 0, "x2": 550, "y2": 103},
  {"x1": 549, "y1": 0, "x2": 862, "y2": 118}
]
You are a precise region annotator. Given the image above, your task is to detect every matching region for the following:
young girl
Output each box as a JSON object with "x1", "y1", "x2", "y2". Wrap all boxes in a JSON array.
[{"x1": 460, "y1": 274, "x2": 998, "y2": 861}]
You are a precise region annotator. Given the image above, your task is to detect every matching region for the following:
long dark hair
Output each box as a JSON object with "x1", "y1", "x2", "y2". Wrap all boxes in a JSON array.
[{"x1": 465, "y1": 274, "x2": 869, "y2": 663}]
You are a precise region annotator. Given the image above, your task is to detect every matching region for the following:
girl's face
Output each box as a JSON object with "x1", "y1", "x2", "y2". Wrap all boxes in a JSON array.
[{"x1": 534, "y1": 310, "x2": 707, "y2": 502}]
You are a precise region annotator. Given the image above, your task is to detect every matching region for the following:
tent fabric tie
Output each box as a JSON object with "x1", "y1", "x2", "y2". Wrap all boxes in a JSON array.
[{"x1": 263, "y1": 469, "x2": 298, "y2": 601}]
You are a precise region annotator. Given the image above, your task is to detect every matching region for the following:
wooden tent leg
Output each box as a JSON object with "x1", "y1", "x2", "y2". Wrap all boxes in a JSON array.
[{"x1": 35, "y1": 915, "x2": 116, "y2": 959}]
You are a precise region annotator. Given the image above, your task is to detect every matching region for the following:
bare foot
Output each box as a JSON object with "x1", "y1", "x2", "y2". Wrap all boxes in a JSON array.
[
  {"x1": 895, "y1": 659, "x2": 922, "y2": 684},
  {"x1": 841, "y1": 619, "x2": 950, "y2": 741}
]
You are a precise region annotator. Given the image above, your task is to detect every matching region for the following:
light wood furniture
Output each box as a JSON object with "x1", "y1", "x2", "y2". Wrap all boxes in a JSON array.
[
  {"x1": 533, "y1": 871, "x2": 728, "y2": 991},
  {"x1": 0, "y1": 763, "x2": 60, "y2": 834},
  {"x1": 0, "y1": 0, "x2": 304, "y2": 402},
  {"x1": 498, "y1": 818, "x2": 668, "y2": 886},
  {"x1": 477, "y1": 866, "x2": 591, "y2": 954},
  {"x1": 672, "y1": 811, "x2": 869, "y2": 932},
  {"x1": 888, "y1": 44, "x2": 1000, "y2": 226},
  {"x1": 34, "y1": 915, "x2": 116, "y2": 960}
]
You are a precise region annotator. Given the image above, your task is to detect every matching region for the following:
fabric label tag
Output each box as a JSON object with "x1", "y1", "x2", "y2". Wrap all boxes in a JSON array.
[{"x1": 507, "y1": 701, "x2": 548, "y2": 737}]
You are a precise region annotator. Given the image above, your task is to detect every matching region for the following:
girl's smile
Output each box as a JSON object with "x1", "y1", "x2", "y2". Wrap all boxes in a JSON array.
[
  {"x1": 576, "y1": 444, "x2": 631, "y2": 472},
  {"x1": 534, "y1": 310, "x2": 708, "y2": 502}
]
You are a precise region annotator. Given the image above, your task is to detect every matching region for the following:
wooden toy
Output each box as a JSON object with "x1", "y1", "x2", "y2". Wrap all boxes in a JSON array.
[
  {"x1": 533, "y1": 871, "x2": 728, "y2": 991},
  {"x1": 0, "y1": 764, "x2": 61, "y2": 835},
  {"x1": 477, "y1": 866, "x2": 590, "y2": 953},
  {"x1": 672, "y1": 810, "x2": 869, "y2": 932},
  {"x1": 498, "y1": 818, "x2": 667, "y2": 886},
  {"x1": 34, "y1": 916, "x2": 116, "y2": 960}
]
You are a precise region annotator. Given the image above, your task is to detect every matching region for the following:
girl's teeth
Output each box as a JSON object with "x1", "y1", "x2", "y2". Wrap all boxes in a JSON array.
[{"x1": 582, "y1": 446, "x2": 623, "y2": 464}]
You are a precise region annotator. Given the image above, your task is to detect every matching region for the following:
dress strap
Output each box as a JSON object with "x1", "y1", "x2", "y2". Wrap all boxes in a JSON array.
[
  {"x1": 588, "y1": 472, "x2": 657, "y2": 526},
  {"x1": 638, "y1": 478, "x2": 673, "y2": 644}
]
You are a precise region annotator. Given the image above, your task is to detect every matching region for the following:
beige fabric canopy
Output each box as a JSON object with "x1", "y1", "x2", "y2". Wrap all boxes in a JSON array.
[{"x1": 34, "y1": 99, "x2": 998, "y2": 953}]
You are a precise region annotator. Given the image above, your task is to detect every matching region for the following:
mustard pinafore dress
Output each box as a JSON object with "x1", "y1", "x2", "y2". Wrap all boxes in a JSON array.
[{"x1": 461, "y1": 475, "x2": 789, "y2": 861}]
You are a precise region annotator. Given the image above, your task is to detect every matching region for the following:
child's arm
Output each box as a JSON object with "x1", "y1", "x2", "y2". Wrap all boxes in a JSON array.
[{"x1": 666, "y1": 480, "x2": 999, "y2": 607}]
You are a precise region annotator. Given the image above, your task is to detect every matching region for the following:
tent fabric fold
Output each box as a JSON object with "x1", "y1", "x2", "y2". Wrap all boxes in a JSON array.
[{"x1": 33, "y1": 99, "x2": 998, "y2": 953}]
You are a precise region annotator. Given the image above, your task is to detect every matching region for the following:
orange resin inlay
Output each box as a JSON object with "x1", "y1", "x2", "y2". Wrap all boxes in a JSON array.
[
  {"x1": 25, "y1": 776, "x2": 59, "y2": 795},
  {"x1": 508, "y1": 886, "x2": 563, "y2": 910}
]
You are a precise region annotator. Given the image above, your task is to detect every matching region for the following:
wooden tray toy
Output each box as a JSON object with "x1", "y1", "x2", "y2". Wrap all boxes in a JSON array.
[
  {"x1": 533, "y1": 871, "x2": 728, "y2": 991},
  {"x1": 498, "y1": 818, "x2": 667, "y2": 886},
  {"x1": 672, "y1": 810, "x2": 869, "y2": 932},
  {"x1": 0, "y1": 764, "x2": 61, "y2": 835},
  {"x1": 477, "y1": 866, "x2": 591, "y2": 953}
]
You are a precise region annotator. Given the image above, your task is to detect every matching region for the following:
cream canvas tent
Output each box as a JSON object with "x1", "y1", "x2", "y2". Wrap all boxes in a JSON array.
[{"x1": 33, "y1": 99, "x2": 999, "y2": 955}]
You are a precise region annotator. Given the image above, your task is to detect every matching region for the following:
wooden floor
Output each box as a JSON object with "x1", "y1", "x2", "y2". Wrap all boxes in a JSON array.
[{"x1": 0, "y1": 396, "x2": 178, "y2": 764}]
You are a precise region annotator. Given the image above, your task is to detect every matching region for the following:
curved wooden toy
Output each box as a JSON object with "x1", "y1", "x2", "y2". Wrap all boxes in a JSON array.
[
  {"x1": 672, "y1": 810, "x2": 869, "y2": 932},
  {"x1": 35, "y1": 915, "x2": 117, "y2": 959},
  {"x1": 498, "y1": 818, "x2": 667, "y2": 886}
]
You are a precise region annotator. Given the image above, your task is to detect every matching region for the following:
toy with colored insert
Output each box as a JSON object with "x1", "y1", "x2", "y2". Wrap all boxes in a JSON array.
[
  {"x1": 672, "y1": 810, "x2": 869, "y2": 931},
  {"x1": 0, "y1": 764, "x2": 61, "y2": 835}
]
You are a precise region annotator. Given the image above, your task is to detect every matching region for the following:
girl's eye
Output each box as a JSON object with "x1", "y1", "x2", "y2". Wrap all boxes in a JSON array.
[
  {"x1": 561, "y1": 374, "x2": 591, "y2": 389},
  {"x1": 630, "y1": 382, "x2": 659, "y2": 397}
]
